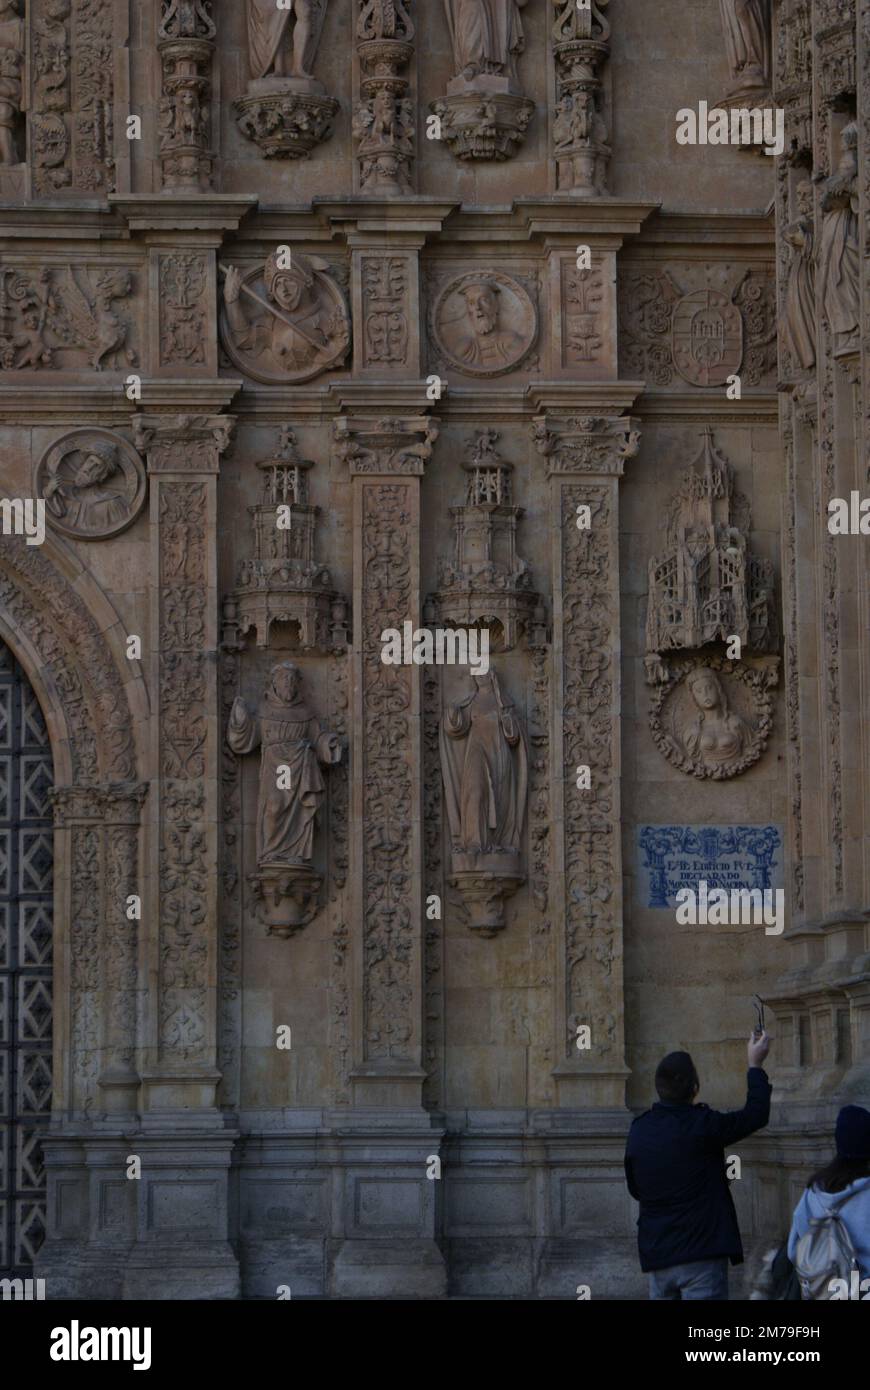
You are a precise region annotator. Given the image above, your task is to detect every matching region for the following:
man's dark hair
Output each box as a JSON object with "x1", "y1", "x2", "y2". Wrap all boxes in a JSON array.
[{"x1": 655, "y1": 1051, "x2": 699, "y2": 1105}]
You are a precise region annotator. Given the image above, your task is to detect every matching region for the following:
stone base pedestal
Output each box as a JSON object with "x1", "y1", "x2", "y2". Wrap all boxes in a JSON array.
[
  {"x1": 331, "y1": 1240, "x2": 447, "y2": 1299},
  {"x1": 249, "y1": 863, "x2": 323, "y2": 936},
  {"x1": 235, "y1": 83, "x2": 338, "y2": 159},
  {"x1": 433, "y1": 93, "x2": 534, "y2": 161},
  {"x1": 123, "y1": 1240, "x2": 239, "y2": 1301}
]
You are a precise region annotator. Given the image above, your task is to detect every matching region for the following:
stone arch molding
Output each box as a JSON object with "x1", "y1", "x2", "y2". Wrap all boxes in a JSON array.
[{"x1": 0, "y1": 534, "x2": 149, "y2": 1117}]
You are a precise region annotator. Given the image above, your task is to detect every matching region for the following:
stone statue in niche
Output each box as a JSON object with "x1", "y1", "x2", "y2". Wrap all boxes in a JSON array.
[
  {"x1": 782, "y1": 179, "x2": 816, "y2": 374},
  {"x1": 816, "y1": 123, "x2": 859, "y2": 359},
  {"x1": 444, "y1": 0, "x2": 528, "y2": 85},
  {"x1": 440, "y1": 667, "x2": 528, "y2": 935},
  {"x1": 227, "y1": 660, "x2": 342, "y2": 935},
  {"x1": 649, "y1": 657, "x2": 778, "y2": 781},
  {"x1": 433, "y1": 0, "x2": 534, "y2": 161},
  {"x1": 718, "y1": 0, "x2": 771, "y2": 104},
  {"x1": 236, "y1": 0, "x2": 338, "y2": 159},
  {"x1": 220, "y1": 250, "x2": 350, "y2": 386},
  {"x1": 247, "y1": 0, "x2": 325, "y2": 81}
]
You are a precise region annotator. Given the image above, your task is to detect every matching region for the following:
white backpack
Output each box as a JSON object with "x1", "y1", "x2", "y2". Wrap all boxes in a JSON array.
[{"x1": 793, "y1": 1188, "x2": 862, "y2": 1300}]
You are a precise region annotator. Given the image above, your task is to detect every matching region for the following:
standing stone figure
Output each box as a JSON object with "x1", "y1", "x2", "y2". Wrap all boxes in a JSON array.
[
  {"x1": 444, "y1": 0, "x2": 528, "y2": 84},
  {"x1": 816, "y1": 123, "x2": 860, "y2": 358},
  {"x1": 440, "y1": 669, "x2": 528, "y2": 861},
  {"x1": 0, "y1": 0, "x2": 22, "y2": 165},
  {"x1": 783, "y1": 180, "x2": 816, "y2": 372},
  {"x1": 246, "y1": 0, "x2": 327, "y2": 82},
  {"x1": 719, "y1": 0, "x2": 771, "y2": 91},
  {"x1": 227, "y1": 661, "x2": 341, "y2": 866}
]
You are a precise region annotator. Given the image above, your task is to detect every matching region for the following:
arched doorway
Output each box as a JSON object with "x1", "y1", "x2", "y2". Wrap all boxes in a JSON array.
[{"x1": 0, "y1": 638, "x2": 53, "y2": 1275}]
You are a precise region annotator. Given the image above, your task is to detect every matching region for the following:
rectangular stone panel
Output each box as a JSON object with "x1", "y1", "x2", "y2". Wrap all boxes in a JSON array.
[
  {"x1": 146, "y1": 1180, "x2": 221, "y2": 1236},
  {"x1": 556, "y1": 1175, "x2": 633, "y2": 1238},
  {"x1": 445, "y1": 1175, "x2": 533, "y2": 1236},
  {"x1": 348, "y1": 1176, "x2": 425, "y2": 1236},
  {"x1": 241, "y1": 1178, "x2": 328, "y2": 1234}
]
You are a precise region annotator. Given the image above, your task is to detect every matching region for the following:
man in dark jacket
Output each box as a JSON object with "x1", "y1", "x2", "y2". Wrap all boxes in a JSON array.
[{"x1": 624, "y1": 1031, "x2": 772, "y2": 1299}]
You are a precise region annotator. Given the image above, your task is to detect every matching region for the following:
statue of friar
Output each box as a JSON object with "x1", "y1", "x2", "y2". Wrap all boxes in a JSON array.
[{"x1": 227, "y1": 661, "x2": 341, "y2": 867}]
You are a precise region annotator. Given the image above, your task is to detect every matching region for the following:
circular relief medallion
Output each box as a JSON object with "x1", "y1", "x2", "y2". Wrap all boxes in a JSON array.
[
  {"x1": 649, "y1": 657, "x2": 777, "y2": 780},
  {"x1": 219, "y1": 251, "x2": 351, "y2": 386},
  {"x1": 671, "y1": 289, "x2": 743, "y2": 388},
  {"x1": 431, "y1": 269, "x2": 537, "y2": 377},
  {"x1": 35, "y1": 428, "x2": 146, "y2": 541}
]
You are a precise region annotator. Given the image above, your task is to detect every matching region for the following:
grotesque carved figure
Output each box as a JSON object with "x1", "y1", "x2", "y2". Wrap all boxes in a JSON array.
[
  {"x1": 227, "y1": 661, "x2": 341, "y2": 867},
  {"x1": 246, "y1": 0, "x2": 327, "y2": 82},
  {"x1": 816, "y1": 123, "x2": 860, "y2": 358},
  {"x1": 783, "y1": 179, "x2": 816, "y2": 373}
]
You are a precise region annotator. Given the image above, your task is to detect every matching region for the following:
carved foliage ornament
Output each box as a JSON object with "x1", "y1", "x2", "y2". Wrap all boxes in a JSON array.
[{"x1": 35, "y1": 428, "x2": 147, "y2": 541}]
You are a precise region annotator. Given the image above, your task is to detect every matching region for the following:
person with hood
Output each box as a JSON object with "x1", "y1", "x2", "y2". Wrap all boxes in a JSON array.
[
  {"x1": 625, "y1": 1032, "x2": 772, "y2": 1299},
  {"x1": 788, "y1": 1105, "x2": 870, "y2": 1282}
]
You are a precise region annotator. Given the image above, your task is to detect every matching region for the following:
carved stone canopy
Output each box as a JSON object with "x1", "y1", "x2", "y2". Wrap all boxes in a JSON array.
[
  {"x1": 222, "y1": 428, "x2": 348, "y2": 653},
  {"x1": 645, "y1": 430, "x2": 778, "y2": 676},
  {"x1": 428, "y1": 429, "x2": 545, "y2": 651}
]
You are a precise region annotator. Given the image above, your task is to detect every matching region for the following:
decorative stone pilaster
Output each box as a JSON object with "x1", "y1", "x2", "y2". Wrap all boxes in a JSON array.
[
  {"x1": 158, "y1": 0, "x2": 216, "y2": 193},
  {"x1": 134, "y1": 411, "x2": 234, "y2": 1114},
  {"x1": 532, "y1": 414, "x2": 638, "y2": 1108},
  {"x1": 334, "y1": 415, "x2": 438, "y2": 1110},
  {"x1": 353, "y1": 0, "x2": 416, "y2": 195},
  {"x1": 51, "y1": 783, "x2": 147, "y2": 1116},
  {"x1": 550, "y1": 0, "x2": 612, "y2": 195}
]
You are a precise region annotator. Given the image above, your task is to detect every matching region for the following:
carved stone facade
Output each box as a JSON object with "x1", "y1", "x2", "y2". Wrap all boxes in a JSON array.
[{"x1": 0, "y1": 0, "x2": 864, "y2": 1303}]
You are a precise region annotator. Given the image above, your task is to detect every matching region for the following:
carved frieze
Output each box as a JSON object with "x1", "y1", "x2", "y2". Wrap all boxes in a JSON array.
[
  {"x1": 30, "y1": 0, "x2": 115, "y2": 197},
  {"x1": 219, "y1": 251, "x2": 351, "y2": 385},
  {"x1": 235, "y1": 0, "x2": 338, "y2": 159},
  {"x1": 222, "y1": 427, "x2": 348, "y2": 653},
  {"x1": 551, "y1": 0, "x2": 612, "y2": 195},
  {"x1": 34, "y1": 428, "x2": 147, "y2": 541},
  {"x1": 649, "y1": 655, "x2": 779, "y2": 780},
  {"x1": 430, "y1": 268, "x2": 538, "y2": 377},
  {"x1": 354, "y1": 0, "x2": 415, "y2": 194},
  {"x1": 618, "y1": 265, "x2": 777, "y2": 388},
  {"x1": 432, "y1": 0, "x2": 534, "y2": 162},
  {"x1": 645, "y1": 430, "x2": 778, "y2": 677},
  {"x1": 0, "y1": 263, "x2": 137, "y2": 373}
]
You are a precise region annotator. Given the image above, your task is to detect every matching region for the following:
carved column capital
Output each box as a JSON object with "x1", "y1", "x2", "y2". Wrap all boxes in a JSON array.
[
  {"x1": 334, "y1": 415, "x2": 438, "y2": 476},
  {"x1": 532, "y1": 414, "x2": 641, "y2": 477},
  {"x1": 134, "y1": 413, "x2": 236, "y2": 474}
]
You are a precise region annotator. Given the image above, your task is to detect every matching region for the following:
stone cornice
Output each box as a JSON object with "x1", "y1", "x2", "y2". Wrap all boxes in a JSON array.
[{"x1": 108, "y1": 195, "x2": 259, "y2": 239}]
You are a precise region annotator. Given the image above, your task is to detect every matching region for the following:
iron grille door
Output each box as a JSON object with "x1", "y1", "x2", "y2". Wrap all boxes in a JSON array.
[{"x1": 0, "y1": 639, "x2": 53, "y2": 1274}]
